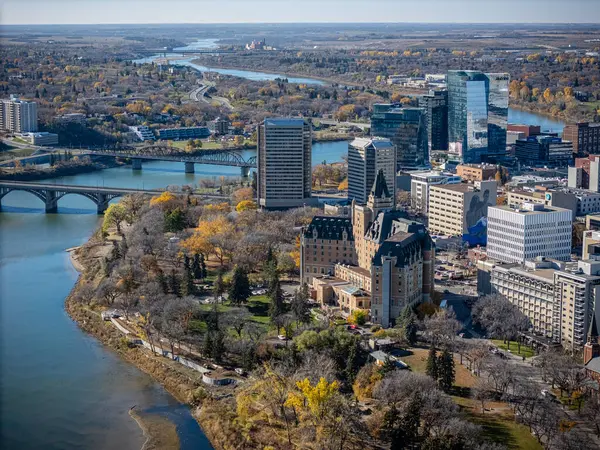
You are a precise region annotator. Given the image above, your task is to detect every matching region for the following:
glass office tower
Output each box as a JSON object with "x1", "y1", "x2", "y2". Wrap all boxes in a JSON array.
[
  {"x1": 370, "y1": 104, "x2": 429, "y2": 170},
  {"x1": 447, "y1": 70, "x2": 509, "y2": 163}
]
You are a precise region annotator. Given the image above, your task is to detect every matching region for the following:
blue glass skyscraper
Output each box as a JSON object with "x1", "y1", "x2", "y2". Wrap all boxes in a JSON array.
[{"x1": 447, "y1": 70, "x2": 509, "y2": 163}]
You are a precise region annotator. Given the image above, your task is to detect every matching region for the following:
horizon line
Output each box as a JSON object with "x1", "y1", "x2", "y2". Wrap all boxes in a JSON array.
[{"x1": 2, "y1": 21, "x2": 600, "y2": 26}]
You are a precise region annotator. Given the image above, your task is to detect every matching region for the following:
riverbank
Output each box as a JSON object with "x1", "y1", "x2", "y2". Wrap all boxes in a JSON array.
[
  {"x1": 129, "y1": 407, "x2": 180, "y2": 450},
  {"x1": 0, "y1": 159, "x2": 125, "y2": 181},
  {"x1": 189, "y1": 58, "x2": 357, "y2": 87},
  {"x1": 65, "y1": 238, "x2": 243, "y2": 450}
]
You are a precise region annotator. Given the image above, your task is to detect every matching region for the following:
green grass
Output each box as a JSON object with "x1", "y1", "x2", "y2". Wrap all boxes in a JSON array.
[
  {"x1": 0, "y1": 147, "x2": 36, "y2": 162},
  {"x1": 469, "y1": 413, "x2": 542, "y2": 450},
  {"x1": 246, "y1": 295, "x2": 271, "y2": 324},
  {"x1": 491, "y1": 340, "x2": 536, "y2": 359}
]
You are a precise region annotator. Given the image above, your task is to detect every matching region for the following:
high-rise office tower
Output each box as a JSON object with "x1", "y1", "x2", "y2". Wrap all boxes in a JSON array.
[
  {"x1": 347, "y1": 137, "x2": 396, "y2": 205},
  {"x1": 418, "y1": 90, "x2": 448, "y2": 151},
  {"x1": 447, "y1": 70, "x2": 509, "y2": 163},
  {"x1": 370, "y1": 104, "x2": 429, "y2": 170},
  {"x1": 257, "y1": 118, "x2": 312, "y2": 209},
  {"x1": 0, "y1": 97, "x2": 38, "y2": 133}
]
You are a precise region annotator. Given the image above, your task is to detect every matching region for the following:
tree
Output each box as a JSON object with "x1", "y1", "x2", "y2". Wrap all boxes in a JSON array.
[
  {"x1": 403, "y1": 315, "x2": 418, "y2": 346},
  {"x1": 213, "y1": 271, "x2": 225, "y2": 300},
  {"x1": 285, "y1": 377, "x2": 340, "y2": 421},
  {"x1": 543, "y1": 88, "x2": 554, "y2": 103},
  {"x1": 437, "y1": 348, "x2": 455, "y2": 393},
  {"x1": 426, "y1": 346, "x2": 438, "y2": 380},
  {"x1": 180, "y1": 216, "x2": 236, "y2": 267},
  {"x1": 102, "y1": 203, "x2": 128, "y2": 235},
  {"x1": 236, "y1": 200, "x2": 257, "y2": 212},
  {"x1": 348, "y1": 309, "x2": 367, "y2": 326},
  {"x1": 269, "y1": 278, "x2": 285, "y2": 325},
  {"x1": 149, "y1": 191, "x2": 178, "y2": 210},
  {"x1": 228, "y1": 266, "x2": 251, "y2": 305},
  {"x1": 338, "y1": 178, "x2": 348, "y2": 191},
  {"x1": 164, "y1": 207, "x2": 186, "y2": 232},
  {"x1": 290, "y1": 283, "x2": 311, "y2": 325}
]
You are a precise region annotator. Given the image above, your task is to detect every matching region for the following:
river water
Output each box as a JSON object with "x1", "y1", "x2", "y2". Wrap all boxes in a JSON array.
[{"x1": 0, "y1": 141, "x2": 345, "y2": 450}]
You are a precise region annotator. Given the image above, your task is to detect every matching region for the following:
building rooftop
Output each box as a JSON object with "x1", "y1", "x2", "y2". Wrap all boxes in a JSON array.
[
  {"x1": 264, "y1": 118, "x2": 306, "y2": 127},
  {"x1": 430, "y1": 183, "x2": 479, "y2": 193},
  {"x1": 349, "y1": 137, "x2": 393, "y2": 150},
  {"x1": 303, "y1": 216, "x2": 353, "y2": 241},
  {"x1": 370, "y1": 169, "x2": 391, "y2": 199},
  {"x1": 491, "y1": 204, "x2": 571, "y2": 215}
]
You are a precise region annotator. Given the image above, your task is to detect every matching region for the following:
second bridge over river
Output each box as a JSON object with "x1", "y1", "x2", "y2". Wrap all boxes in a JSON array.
[{"x1": 86, "y1": 145, "x2": 257, "y2": 177}]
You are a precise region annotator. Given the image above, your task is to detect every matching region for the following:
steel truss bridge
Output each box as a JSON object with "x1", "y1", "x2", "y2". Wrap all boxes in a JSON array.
[{"x1": 87, "y1": 145, "x2": 256, "y2": 176}]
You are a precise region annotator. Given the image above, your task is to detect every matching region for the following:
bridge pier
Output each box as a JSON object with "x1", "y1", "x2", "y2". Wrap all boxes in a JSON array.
[
  {"x1": 45, "y1": 190, "x2": 58, "y2": 213},
  {"x1": 132, "y1": 158, "x2": 143, "y2": 171},
  {"x1": 241, "y1": 166, "x2": 250, "y2": 178},
  {"x1": 184, "y1": 162, "x2": 195, "y2": 174},
  {"x1": 97, "y1": 193, "x2": 109, "y2": 214}
]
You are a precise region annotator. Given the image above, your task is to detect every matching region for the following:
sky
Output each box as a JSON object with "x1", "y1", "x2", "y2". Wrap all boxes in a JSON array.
[{"x1": 2, "y1": 0, "x2": 599, "y2": 25}]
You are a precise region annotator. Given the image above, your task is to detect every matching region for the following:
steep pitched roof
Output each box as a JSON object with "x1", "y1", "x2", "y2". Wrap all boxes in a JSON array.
[
  {"x1": 303, "y1": 216, "x2": 354, "y2": 241},
  {"x1": 370, "y1": 169, "x2": 391, "y2": 199},
  {"x1": 364, "y1": 210, "x2": 408, "y2": 244}
]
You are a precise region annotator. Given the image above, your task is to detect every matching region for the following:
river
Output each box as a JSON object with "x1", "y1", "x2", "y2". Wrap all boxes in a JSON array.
[{"x1": 0, "y1": 141, "x2": 345, "y2": 450}]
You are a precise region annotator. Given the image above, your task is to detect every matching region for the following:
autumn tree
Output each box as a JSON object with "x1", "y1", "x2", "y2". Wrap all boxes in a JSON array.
[
  {"x1": 180, "y1": 216, "x2": 236, "y2": 267},
  {"x1": 102, "y1": 203, "x2": 128, "y2": 235},
  {"x1": 235, "y1": 200, "x2": 257, "y2": 212}
]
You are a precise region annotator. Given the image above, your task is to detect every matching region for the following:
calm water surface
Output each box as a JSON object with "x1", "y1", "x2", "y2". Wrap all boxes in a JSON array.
[{"x1": 0, "y1": 141, "x2": 344, "y2": 450}]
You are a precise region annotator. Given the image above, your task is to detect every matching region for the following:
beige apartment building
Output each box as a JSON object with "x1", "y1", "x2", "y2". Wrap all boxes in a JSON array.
[
  {"x1": 428, "y1": 180, "x2": 496, "y2": 236},
  {"x1": 301, "y1": 170, "x2": 435, "y2": 327},
  {"x1": 456, "y1": 163, "x2": 497, "y2": 182}
]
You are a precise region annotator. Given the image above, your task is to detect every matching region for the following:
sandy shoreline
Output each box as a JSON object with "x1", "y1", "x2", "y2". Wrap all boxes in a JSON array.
[{"x1": 129, "y1": 407, "x2": 180, "y2": 450}]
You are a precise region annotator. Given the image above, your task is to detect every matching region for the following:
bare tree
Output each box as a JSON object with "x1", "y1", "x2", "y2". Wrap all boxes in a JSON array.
[{"x1": 422, "y1": 308, "x2": 461, "y2": 349}]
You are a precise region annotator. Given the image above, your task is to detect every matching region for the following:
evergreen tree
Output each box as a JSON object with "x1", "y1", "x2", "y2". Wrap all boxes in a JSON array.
[
  {"x1": 200, "y1": 254, "x2": 207, "y2": 279},
  {"x1": 164, "y1": 208, "x2": 186, "y2": 232},
  {"x1": 398, "y1": 304, "x2": 415, "y2": 329},
  {"x1": 192, "y1": 253, "x2": 202, "y2": 279},
  {"x1": 400, "y1": 394, "x2": 422, "y2": 447},
  {"x1": 426, "y1": 346, "x2": 438, "y2": 380},
  {"x1": 203, "y1": 330, "x2": 214, "y2": 357},
  {"x1": 183, "y1": 254, "x2": 190, "y2": 272},
  {"x1": 156, "y1": 270, "x2": 168, "y2": 294},
  {"x1": 403, "y1": 316, "x2": 418, "y2": 346},
  {"x1": 213, "y1": 271, "x2": 225, "y2": 301},
  {"x1": 290, "y1": 284, "x2": 311, "y2": 325},
  {"x1": 169, "y1": 269, "x2": 180, "y2": 297},
  {"x1": 180, "y1": 269, "x2": 195, "y2": 297},
  {"x1": 344, "y1": 341, "x2": 360, "y2": 383},
  {"x1": 437, "y1": 348, "x2": 455, "y2": 393},
  {"x1": 228, "y1": 266, "x2": 251, "y2": 305},
  {"x1": 269, "y1": 278, "x2": 285, "y2": 323}
]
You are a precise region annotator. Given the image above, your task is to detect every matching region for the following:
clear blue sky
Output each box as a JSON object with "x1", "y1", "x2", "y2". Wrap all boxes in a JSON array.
[{"x1": 2, "y1": 0, "x2": 599, "y2": 25}]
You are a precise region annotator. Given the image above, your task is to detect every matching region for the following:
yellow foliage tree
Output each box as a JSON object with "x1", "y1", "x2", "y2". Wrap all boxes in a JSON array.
[
  {"x1": 236, "y1": 200, "x2": 257, "y2": 212},
  {"x1": 233, "y1": 135, "x2": 245, "y2": 147},
  {"x1": 180, "y1": 216, "x2": 234, "y2": 265},
  {"x1": 391, "y1": 92, "x2": 403, "y2": 103},
  {"x1": 564, "y1": 86, "x2": 574, "y2": 98},
  {"x1": 338, "y1": 178, "x2": 348, "y2": 191},
  {"x1": 149, "y1": 191, "x2": 177, "y2": 210},
  {"x1": 543, "y1": 88, "x2": 554, "y2": 104},
  {"x1": 285, "y1": 377, "x2": 339, "y2": 421}
]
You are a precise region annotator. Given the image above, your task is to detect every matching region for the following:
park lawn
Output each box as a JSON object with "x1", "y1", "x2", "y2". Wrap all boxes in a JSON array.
[
  {"x1": 491, "y1": 339, "x2": 536, "y2": 358},
  {"x1": 468, "y1": 411, "x2": 543, "y2": 450},
  {"x1": 404, "y1": 347, "x2": 540, "y2": 449},
  {"x1": 247, "y1": 295, "x2": 271, "y2": 324}
]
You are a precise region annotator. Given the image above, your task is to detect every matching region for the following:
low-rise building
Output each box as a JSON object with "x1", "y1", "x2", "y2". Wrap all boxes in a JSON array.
[
  {"x1": 507, "y1": 124, "x2": 541, "y2": 138},
  {"x1": 56, "y1": 113, "x2": 86, "y2": 124},
  {"x1": 487, "y1": 203, "x2": 572, "y2": 264},
  {"x1": 21, "y1": 132, "x2": 58, "y2": 146},
  {"x1": 456, "y1": 163, "x2": 498, "y2": 182},
  {"x1": 507, "y1": 189, "x2": 578, "y2": 219},
  {"x1": 157, "y1": 127, "x2": 211, "y2": 140},
  {"x1": 129, "y1": 125, "x2": 155, "y2": 141},
  {"x1": 428, "y1": 180, "x2": 497, "y2": 236},
  {"x1": 410, "y1": 170, "x2": 461, "y2": 214}
]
